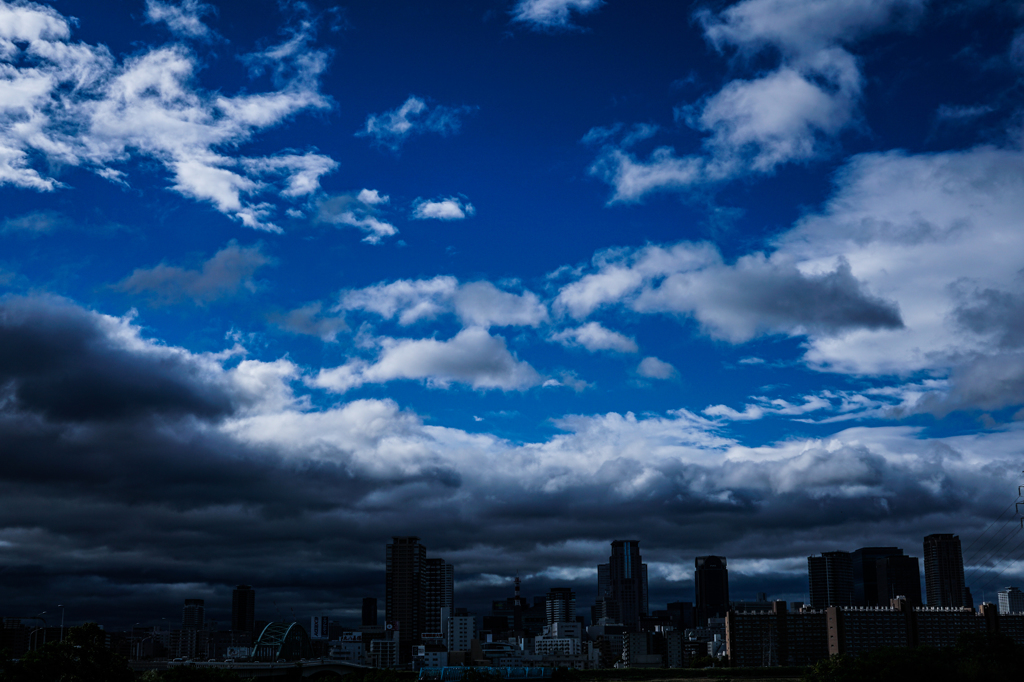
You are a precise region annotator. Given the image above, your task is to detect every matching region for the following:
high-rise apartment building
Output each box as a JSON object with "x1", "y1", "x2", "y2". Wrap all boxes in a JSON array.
[
  {"x1": 386, "y1": 536, "x2": 427, "y2": 658},
  {"x1": 231, "y1": 585, "x2": 255, "y2": 636},
  {"x1": 362, "y1": 597, "x2": 378, "y2": 627},
  {"x1": 997, "y1": 587, "x2": 1024, "y2": 615},
  {"x1": 808, "y1": 551, "x2": 854, "y2": 608},
  {"x1": 695, "y1": 556, "x2": 730, "y2": 626},
  {"x1": 545, "y1": 587, "x2": 576, "y2": 625},
  {"x1": 606, "y1": 541, "x2": 648, "y2": 630},
  {"x1": 424, "y1": 558, "x2": 454, "y2": 635},
  {"x1": 923, "y1": 534, "x2": 967, "y2": 607}
]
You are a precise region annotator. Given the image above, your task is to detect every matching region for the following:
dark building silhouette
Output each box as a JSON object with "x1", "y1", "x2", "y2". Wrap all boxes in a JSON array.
[
  {"x1": 386, "y1": 536, "x2": 427, "y2": 660},
  {"x1": 852, "y1": 548, "x2": 902, "y2": 606},
  {"x1": 231, "y1": 585, "x2": 255, "y2": 636},
  {"x1": 808, "y1": 552, "x2": 854, "y2": 608},
  {"x1": 424, "y1": 558, "x2": 453, "y2": 635},
  {"x1": 545, "y1": 587, "x2": 576, "y2": 625},
  {"x1": 924, "y1": 534, "x2": 967, "y2": 607},
  {"x1": 182, "y1": 599, "x2": 205, "y2": 629},
  {"x1": 605, "y1": 540, "x2": 648, "y2": 630},
  {"x1": 695, "y1": 556, "x2": 730, "y2": 626},
  {"x1": 876, "y1": 555, "x2": 923, "y2": 606},
  {"x1": 362, "y1": 597, "x2": 378, "y2": 627}
]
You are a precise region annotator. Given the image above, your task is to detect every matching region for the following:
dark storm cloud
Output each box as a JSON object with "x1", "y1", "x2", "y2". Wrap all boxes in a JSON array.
[
  {"x1": 0, "y1": 295, "x2": 237, "y2": 421},
  {"x1": 0, "y1": 295, "x2": 1017, "y2": 627}
]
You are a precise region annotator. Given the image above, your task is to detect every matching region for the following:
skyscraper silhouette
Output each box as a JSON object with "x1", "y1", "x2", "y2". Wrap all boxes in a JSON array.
[
  {"x1": 231, "y1": 585, "x2": 255, "y2": 637},
  {"x1": 695, "y1": 556, "x2": 730, "y2": 626},
  {"x1": 924, "y1": 534, "x2": 967, "y2": 607},
  {"x1": 386, "y1": 536, "x2": 427, "y2": 661},
  {"x1": 606, "y1": 541, "x2": 648, "y2": 630}
]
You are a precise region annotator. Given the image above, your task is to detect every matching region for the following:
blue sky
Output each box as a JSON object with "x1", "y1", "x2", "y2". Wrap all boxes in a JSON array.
[{"x1": 2, "y1": 0, "x2": 1024, "y2": 626}]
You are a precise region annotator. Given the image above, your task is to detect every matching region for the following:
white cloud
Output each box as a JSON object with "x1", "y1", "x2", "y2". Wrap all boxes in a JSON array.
[
  {"x1": 340, "y1": 277, "x2": 458, "y2": 325},
  {"x1": 339, "y1": 277, "x2": 548, "y2": 329},
  {"x1": 311, "y1": 327, "x2": 543, "y2": 393},
  {"x1": 551, "y1": 321, "x2": 638, "y2": 353},
  {"x1": 315, "y1": 190, "x2": 398, "y2": 243},
  {"x1": 589, "y1": 0, "x2": 922, "y2": 201},
  {"x1": 637, "y1": 356, "x2": 676, "y2": 379},
  {"x1": 512, "y1": 0, "x2": 604, "y2": 30},
  {"x1": 358, "y1": 96, "x2": 473, "y2": 151},
  {"x1": 453, "y1": 282, "x2": 548, "y2": 329},
  {"x1": 145, "y1": 0, "x2": 217, "y2": 40},
  {"x1": 412, "y1": 197, "x2": 475, "y2": 220},
  {"x1": 0, "y1": 1, "x2": 334, "y2": 230}
]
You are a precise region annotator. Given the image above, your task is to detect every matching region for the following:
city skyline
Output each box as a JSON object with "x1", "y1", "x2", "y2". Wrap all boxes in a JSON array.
[{"x1": 1, "y1": 0, "x2": 1024, "y2": 634}]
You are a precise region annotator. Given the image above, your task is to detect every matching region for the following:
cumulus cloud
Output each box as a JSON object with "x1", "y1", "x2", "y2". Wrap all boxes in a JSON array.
[
  {"x1": 637, "y1": 356, "x2": 676, "y2": 379},
  {"x1": 412, "y1": 197, "x2": 475, "y2": 220},
  {"x1": 315, "y1": 189, "x2": 398, "y2": 243},
  {"x1": 512, "y1": 0, "x2": 604, "y2": 30},
  {"x1": 311, "y1": 327, "x2": 543, "y2": 392},
  {"x1": 358, "y1": 96, "x2": 474, "y2": 151},
  {"x1": 145, "y1": 0, "x2": 218, "y2": 40},
  {"x1": 339, "y1": 277, "x2": 548, "y2": 329},
  {"x1": 551, "y1": 321, "x2": 638, "y2": 353},
  {"x1": 0, "y1": 1, "x2": 334, "y2": 230},
  {"x1": 554, "y1": 242, "x2": 902, "y2": 342},
  {"x1": 115, "y1": 241, "x2": 273, "y2": 306},
  {"x1": 589, "y1": 0, "x2": 923, "y2": 201}
]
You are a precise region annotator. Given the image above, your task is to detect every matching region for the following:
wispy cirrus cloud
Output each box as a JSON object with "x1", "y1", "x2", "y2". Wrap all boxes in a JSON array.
[
  {"x1": 357, "y1": 96, "x2": 475, "y2": 151},
  {"x1": 144, "y1": 0, "x2": 219, "y2": 41},
  {"x1": 0, "y1": 1, "x2": 335, "y2": 231},
  {"x1": 512, "y1": 0, "x2": 604, "y2": 30},
  {"x1": 315, "y1": 189, "x2": 398, "y2": 244}
]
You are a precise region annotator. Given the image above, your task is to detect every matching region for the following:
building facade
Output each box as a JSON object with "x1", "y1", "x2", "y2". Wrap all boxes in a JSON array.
[
  {"x1": 545, "y1": 588, "x2": 576, "y2": 625},
  {"x1": 997, "y1": 587, "x2": 1024, "y2": 615},
  {"x1": 808, "y1": 551, "x2": 854, "y2": 608},
  {"x1": 424, "y1": 558, "x2": 454, "y2": 636}
]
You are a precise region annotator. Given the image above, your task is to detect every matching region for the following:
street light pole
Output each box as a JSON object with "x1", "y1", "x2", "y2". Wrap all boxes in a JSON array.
[{"x1": 58, "y1": 605, "x2": 65, "y2": 642}]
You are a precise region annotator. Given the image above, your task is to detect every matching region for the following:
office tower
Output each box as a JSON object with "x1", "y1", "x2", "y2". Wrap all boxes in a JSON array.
[
  {"x1": 808, "y1": 551, "x2": 854, "y2": 608},
  {"x1": 545, "y1": 588, "x2": 576, "y2": 625},
  {"x1": 851, "y1": 547, "x2": 902, "y2": 606},
  {"x1": 362, "y1": 597, "x2": 378, "y2": 627},
  {"x1": 875, "y1": 555, "x2": 923, "y2": 606},
  {"x1": 386, "y1": 536, "x2": 427, "y2": 659},
  {"x1": 231, "y1": 585, "x2": 255, "y2": 636},
  {"x1": 607, "y1": 540, "x2": 648, "y2": 630},
  {"x1": 997, "y1": 587, "x2": 1024, "y2": 614},
  {"x1": 182, "y1": 599, "x2": 205, "y2": 629},
  {"x1": 924, "y1": 534, "x2": 967, "y2": 607},
  {"x1": 695, "y1": 556, "x2": 730, "y2": 626},
  {"x1": 424, "y1": 558, "x2": 454, "y2": 635}
]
